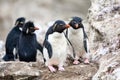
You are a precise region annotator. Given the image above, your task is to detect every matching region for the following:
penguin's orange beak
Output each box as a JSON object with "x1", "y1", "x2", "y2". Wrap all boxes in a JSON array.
[
  {"x1": 65, "y1": 24, "x2": 70, "y2": 28},
  {"x1": 34, "y1": 27, "x2": 39, "y2": 30}
]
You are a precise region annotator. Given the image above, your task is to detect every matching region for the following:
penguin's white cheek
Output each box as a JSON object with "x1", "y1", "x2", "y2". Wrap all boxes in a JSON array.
[
  {"x1": 19, "y1": 27, "x2": 22, "y2": 31},
  {"x1": 26, "y1": 29, "x2": 29, "y2": 33}
]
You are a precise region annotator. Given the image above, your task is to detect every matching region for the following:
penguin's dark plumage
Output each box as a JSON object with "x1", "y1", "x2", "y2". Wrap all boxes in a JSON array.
[
  {"x1": 68, "y1": 17, "x2": 90, "y2": 64},
  {"x1": 3, "y1": 17, "x2": 25, "y2": 61},
  {"x1": 69, "y1": 17, "x2": 83, "y2": 29},
  {"x1": 43, "y1": 20, "x2": 70, "y2": 72},
  {"x1": 18, "y1": 21, "x2": 43, "y2": 62}
]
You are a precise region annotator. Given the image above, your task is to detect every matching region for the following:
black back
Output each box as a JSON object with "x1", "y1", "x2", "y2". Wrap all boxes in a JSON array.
[
  {"x1": 18, "y1": 21, "x2": 43, "y2": 62},
  {"x1": 3, "y1": 17, "x2": 25, "y2": 61}
]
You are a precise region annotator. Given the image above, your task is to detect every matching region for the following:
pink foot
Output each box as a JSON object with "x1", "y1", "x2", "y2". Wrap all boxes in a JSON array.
[
  {"x1": 84, "y1": 58, "x2": 90, "y2": 64},
  {"x1": 48, "y1": 66, "x2": 56, "y2": 72},
  {"x1": 73, "y1": 60, "x2": 80, "y2": 65},
  {"x1": 58, "y1": 66, "x2": 65, "y2": 71}
]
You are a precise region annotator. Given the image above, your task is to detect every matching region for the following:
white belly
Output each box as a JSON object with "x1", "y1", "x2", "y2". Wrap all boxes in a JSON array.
[
  {"x1": 45, "y1": 32, "x2": 67, "y2": 66},
  {"x1": 68, "y1": 28, "x2": 85, "y2": 58}
]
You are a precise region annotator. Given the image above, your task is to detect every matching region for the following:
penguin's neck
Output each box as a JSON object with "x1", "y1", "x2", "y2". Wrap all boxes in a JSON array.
[
  {"x1": 22, "y1": 31, "x2": 35, "y2": 35},
  {"x1": 49, "y1": 32, "x2": 64, "y2": 39},
  {"x1": 70, "y1": 27, "x2": 83, "y2": 34}
]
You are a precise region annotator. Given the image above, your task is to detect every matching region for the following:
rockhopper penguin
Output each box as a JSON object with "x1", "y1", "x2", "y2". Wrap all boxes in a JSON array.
[
  {"x1": 43, "y1": 20, "x2": 70, "y2": 72},
  {"x1": 68, "y1": 17, "x2": 90, "y2": 64},
  {"x1": 3, "y1": 17, "x2": 25, "y2": 61},
  {"x1": 17, "y1": 21, "x2": 43, "y2": 62}
]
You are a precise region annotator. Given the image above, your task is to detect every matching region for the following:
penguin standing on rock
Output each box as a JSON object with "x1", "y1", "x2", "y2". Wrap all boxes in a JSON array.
[
  {"x1": 3, "y1": 17, "x2": 25, "y2": 61},
  {"x1": 18, "y1": 21, "x2": 43, "y2": 62},
  {"x1": 43, "y1": 20, "x2": 70, "y2": 72},
  {"x1": 68, "y1": 17, "x2": 90, "y2": 64}
]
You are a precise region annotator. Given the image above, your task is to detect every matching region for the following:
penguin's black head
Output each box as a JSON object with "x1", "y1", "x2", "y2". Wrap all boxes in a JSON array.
[
  {"x1": 69, "y1": 17, "x2": 83, "y2": 29},
  {"x1": 22, "y1": 21, "x2": 39, "y2": 34},
  {"x1": 15, "y1": 17, "x2": 26, "y2": 27},
  {"x1": 52, "y1": 20, "x2": 70, "y2": 33}
]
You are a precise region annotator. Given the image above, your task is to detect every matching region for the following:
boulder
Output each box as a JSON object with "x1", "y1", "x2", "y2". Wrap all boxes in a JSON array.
[{"x1": 88, "y1": 0, "x2": 120, "y2": 80}]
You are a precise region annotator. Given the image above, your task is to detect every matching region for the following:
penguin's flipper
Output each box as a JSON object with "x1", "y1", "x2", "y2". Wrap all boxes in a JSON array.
[
  {"x1": 37, "y1": 42, "x2": 43, "y2": 54},
  {"x1": 44, "y1": 40, "x2": 53, "y2": 59},
  {"x1": 84, "y1": 39, "x2": 87, "y2": 53},
  {"x1": 15, "y1": 48, "x2": 18, "y2": 59},
  {"x1": 83, "y1": 38, "x2": 90, "y2": 53},
  {"x1": 65, "y1": 29, "x2": 68, "y2": 38},
  {"x1": 15, "y1": 53, "x2": 18, "y2": 59},
  {"x1": 82, "y1": 27, "x2": 90, "y2": 53},
  {"x1": 64, "y1": 31, "x2": 76, "y2": 58}
]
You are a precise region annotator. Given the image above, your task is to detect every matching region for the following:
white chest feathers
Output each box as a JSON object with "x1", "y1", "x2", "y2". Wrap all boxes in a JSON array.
[
  {"x1": 48, "y1": 32, "x2": 67, "y2": 53},
  {"x1": 48, "y1": 32, "x2": 67, "y2": 51},
  {"x1": 68, "y1": 27, "x2": 84, "y2": 44},
  {"x1": 44, "y1": 32, "x2": 68, "y2": 66},
  {"x1": 68, "y1": 28, "x2": 85, "y2": 56}
]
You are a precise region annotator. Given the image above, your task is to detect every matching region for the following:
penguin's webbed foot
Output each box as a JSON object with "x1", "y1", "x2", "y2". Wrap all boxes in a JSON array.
[
  {"x1": 58, "y1": 66, "x2": 65, "y2": 71},
  {"x1": 48, "y1": 65, "x2": 56, "y2": 72},
  {"x1": 73, "y1": 60, "x2": 80, "y2": 65},
  {"x1": 84, "y1": 58, "x2": 90, "y2": 64}
]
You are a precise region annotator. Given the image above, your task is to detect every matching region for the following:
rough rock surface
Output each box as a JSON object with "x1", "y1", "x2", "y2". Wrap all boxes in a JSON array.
[
  {"x1": 0, "y1": 62, "x2": 41, "y2": 80},
  {"x1": 0, "y1": 61, "x2": 97, "y2": 80},
  {"x1": 88, "y1": 0, "x2": 120, "y2": 80}
]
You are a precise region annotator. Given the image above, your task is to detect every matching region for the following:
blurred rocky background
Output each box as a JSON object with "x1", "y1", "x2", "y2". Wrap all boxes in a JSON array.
[
  {"x1": 0, "y1": 0, "x2": 120, "y2": 80},
  {"x1": 0, "y1": 0, "x2": 90, "y2": 41},
  {"x1": 88, "y1": 0, "x2": 120, "y2": 80}
]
